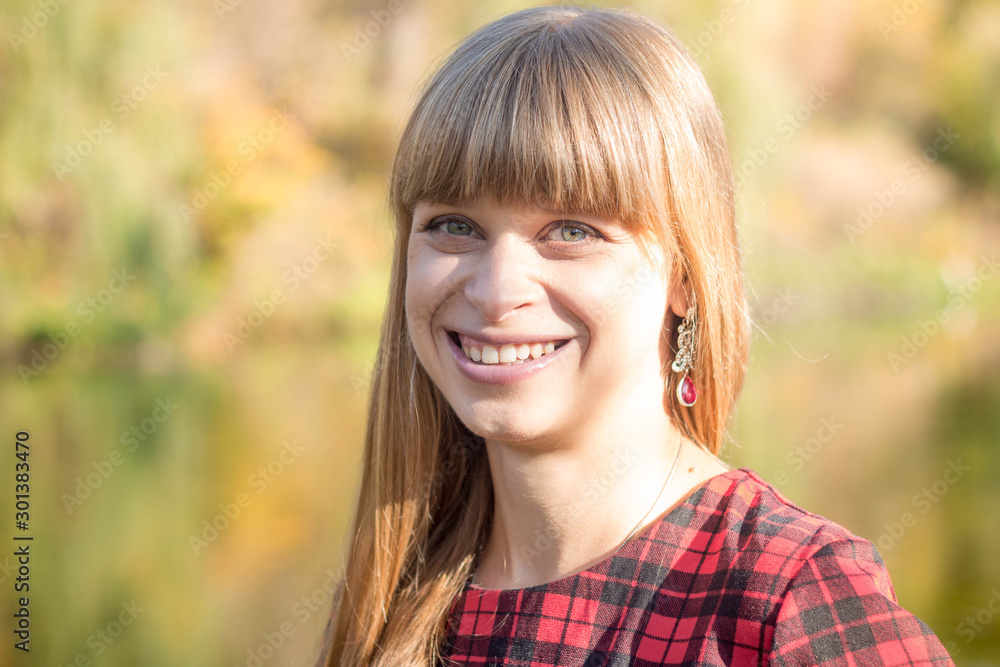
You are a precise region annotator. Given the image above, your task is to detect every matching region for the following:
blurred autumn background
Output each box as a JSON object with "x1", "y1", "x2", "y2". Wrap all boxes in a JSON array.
[{"x1": 1, "y1": 0, "x2": 998, "y2": 664}]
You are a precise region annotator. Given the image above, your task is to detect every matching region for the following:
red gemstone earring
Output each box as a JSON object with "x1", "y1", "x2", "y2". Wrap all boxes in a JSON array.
[{"x1": 671, "y1": 303, "x2": 698, "y2": 407}]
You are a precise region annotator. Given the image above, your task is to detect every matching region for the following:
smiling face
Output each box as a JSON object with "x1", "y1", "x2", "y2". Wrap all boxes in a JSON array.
[{"x1": 405, "y1": 197, "x2": 687, "y2": 447}]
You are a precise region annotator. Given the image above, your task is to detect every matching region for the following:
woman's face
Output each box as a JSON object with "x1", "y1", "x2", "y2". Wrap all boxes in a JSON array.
[{"x1": 405, "y1": 197, "x2": 684, "y2": 445}]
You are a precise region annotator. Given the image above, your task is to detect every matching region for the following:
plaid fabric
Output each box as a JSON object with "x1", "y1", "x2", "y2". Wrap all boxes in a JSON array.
[{"x1": 439, "y1": 468, "x2": 952, "y2": 666}]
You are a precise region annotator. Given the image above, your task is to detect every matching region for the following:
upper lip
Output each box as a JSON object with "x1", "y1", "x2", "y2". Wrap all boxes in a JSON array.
[{"x1": 446, "y1": 328, "x2": 573, "y2": 346}]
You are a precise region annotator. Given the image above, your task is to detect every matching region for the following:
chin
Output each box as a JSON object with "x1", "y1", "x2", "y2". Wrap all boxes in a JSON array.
[{"x1": 452, "y1": 401, "x2": 555, "y2": 444}]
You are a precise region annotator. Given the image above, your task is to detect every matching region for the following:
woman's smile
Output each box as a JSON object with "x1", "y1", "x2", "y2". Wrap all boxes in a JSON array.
[
  {"x1": 443, "y1": 327, "x2": 574, "y2": 386},
  {"x1": 451, "y1": 330, "x2": 568, "y2": 364}
]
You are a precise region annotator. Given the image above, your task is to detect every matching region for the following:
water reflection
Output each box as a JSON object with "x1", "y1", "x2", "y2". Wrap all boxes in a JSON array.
[{"x1": 2, "y1": 342, "x2": 997, "y2": 665}]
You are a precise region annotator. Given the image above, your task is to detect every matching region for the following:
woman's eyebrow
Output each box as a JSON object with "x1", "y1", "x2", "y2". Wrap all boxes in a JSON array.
[
  {"x1": 413, "y1": 203, "x2": 619, "y2": 228},
  {"x1": 414, "y1": 203, "x2": 478, "y2": 218}
]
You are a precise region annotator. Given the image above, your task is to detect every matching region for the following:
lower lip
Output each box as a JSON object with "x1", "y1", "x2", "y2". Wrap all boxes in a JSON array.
[{"x1": 446, "y1": 332, "x2": 570, "y2": 386}]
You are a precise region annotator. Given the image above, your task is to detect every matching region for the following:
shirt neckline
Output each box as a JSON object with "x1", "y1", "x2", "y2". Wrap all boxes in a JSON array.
[{"x1": 463, "y1": 467, "x2": 751, "y2": 595}]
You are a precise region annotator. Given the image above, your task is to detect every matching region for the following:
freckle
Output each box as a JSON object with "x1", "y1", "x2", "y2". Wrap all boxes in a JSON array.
[{"x1": 688, "y1": 467, "x2": 694, "y2": 473}]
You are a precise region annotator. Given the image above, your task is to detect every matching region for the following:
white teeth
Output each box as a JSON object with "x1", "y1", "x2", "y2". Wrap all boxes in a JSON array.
[
  {"x1": 462, "y1": 337, "x2": 568, "y2": 366},
  {"x1": 457, "y1": 335, "x2": 564, "y2": 365}
]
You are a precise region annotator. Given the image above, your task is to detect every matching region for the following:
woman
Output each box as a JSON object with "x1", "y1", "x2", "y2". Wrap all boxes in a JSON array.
[{"x1": 318, "y1": 6, "x2": 953, "y2": 666}]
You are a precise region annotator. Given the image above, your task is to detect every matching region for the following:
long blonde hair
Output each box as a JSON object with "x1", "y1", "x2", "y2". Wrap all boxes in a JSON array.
[{"x1": 319, "y1": 6, "x2": 750, "y2": 665}]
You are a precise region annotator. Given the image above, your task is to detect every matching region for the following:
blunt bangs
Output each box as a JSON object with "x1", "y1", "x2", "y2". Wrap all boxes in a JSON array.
[{"x1": 389, "y1": 8, "x2": 675, "y2": 243}]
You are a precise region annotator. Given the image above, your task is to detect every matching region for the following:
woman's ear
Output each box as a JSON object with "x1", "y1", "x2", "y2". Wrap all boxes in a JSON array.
[{"x1": 668, "y1": 270, "x2": 690, "y2": 320}]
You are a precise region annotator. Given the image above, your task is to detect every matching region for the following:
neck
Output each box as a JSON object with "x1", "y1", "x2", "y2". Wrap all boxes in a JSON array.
[{"x1": 473, "y1": 392, "x2": 693, "y2": 590}]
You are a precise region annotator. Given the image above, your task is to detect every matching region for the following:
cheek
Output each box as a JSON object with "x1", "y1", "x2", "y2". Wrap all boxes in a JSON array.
[
  {"x1": 404, "y1": 277, "x2": 434, "y2": 349},
  {"x1": 404, "y1": 248, "x2": 431, "y2": 341},
  {"x1": 404, "y1": 248, "x2": 458, "y2": 342},
  {"x1": 628, "y1": 267, "x2": 670, "y2": 340},
  {"x1": 575, "y1": 259, "x2": 667, "y2": 337}
]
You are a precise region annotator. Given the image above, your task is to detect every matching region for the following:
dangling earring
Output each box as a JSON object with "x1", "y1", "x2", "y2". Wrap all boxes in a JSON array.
[{"x1": 671, "y1": 303, "x2": 698, "y2": 407}]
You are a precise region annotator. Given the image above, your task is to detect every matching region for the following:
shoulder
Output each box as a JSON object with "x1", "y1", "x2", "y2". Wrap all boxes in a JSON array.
[
  {"x1": 680, "y1": 468, "x2": 878, "y2": 565},
  {"x1": 679, "y1": 469, "x2": 953, "y2": 665},
  {"x1": 659, "y1": 467, "x2": 893, "y2": 609},
  {"x1": 684, "y1": 468, "x2": 907, "y2": 617}
]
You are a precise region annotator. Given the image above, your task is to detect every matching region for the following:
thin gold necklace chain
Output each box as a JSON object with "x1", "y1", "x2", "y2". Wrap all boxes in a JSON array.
[
  {"x1": 471, "y1": 433, "x2": 685, "y2": 585},
  {"x1": 612, "y1": 431, "x2": 684, "y2": 555}
]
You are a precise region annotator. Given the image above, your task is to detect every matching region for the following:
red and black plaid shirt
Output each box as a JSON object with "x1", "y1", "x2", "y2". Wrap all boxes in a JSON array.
[{"x1": 440, "y1": 468, "x2": 953, "y2": 666}]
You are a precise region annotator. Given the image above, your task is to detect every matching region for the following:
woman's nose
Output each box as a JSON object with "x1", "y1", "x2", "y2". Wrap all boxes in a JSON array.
[{"x1": 463, "y1": 235, "x2": 544, "y2": 323}]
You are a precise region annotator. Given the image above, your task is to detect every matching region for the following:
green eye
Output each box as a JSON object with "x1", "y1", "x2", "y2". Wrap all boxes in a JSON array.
[
  {"x1": 445, "y1": 219, "x2": 473, "y2": 235},
  {"x1": 560, "y1": 225, "x2": 590, "y2": 242}
]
